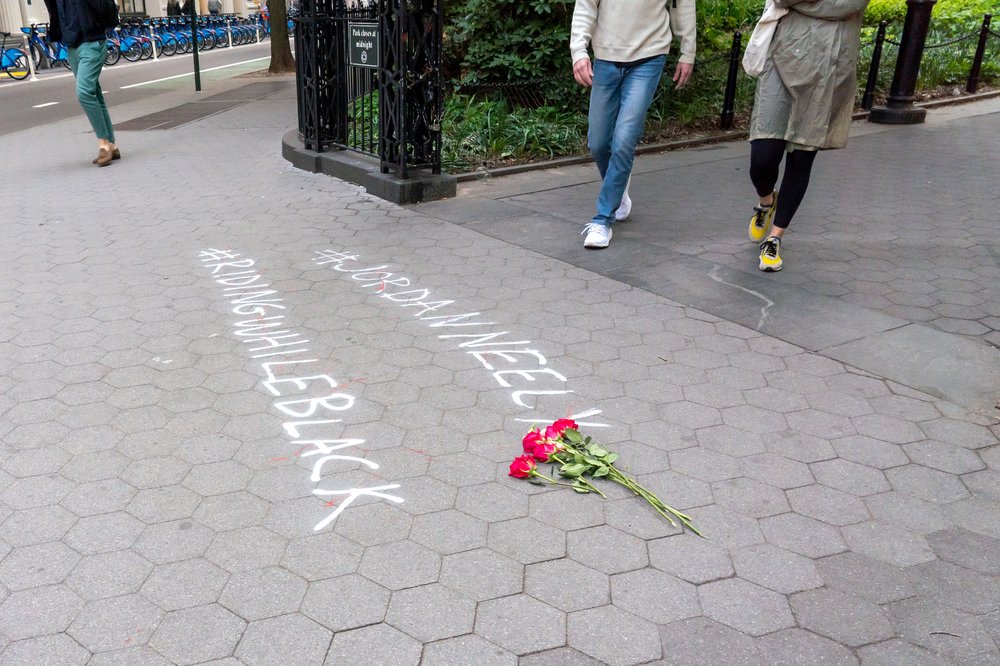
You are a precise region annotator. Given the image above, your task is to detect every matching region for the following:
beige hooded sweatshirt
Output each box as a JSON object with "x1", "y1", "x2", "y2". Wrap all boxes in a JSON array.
[{"x1": 570, "y1": 0, "x2": 697, "y2": 65}]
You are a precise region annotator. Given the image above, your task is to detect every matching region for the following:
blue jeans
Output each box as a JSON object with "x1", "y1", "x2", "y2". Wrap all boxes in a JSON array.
[
  {"x1": 68, "y1": 41, "x2": 115, "y2": 143},
  {"x1": 588, "y1": 55, "x2": 665, "y2": 227}
]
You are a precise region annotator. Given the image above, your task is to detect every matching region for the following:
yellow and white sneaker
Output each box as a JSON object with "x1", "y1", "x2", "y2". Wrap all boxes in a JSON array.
[
  {"x1": 748, "y1": 192, "x2": 778, "y2": 242},
  {"x1": 758, "y1": 236, "x2": 783, "y2": 272}
]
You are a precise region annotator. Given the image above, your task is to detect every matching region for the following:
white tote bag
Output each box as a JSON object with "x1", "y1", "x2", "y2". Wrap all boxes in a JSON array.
[{"x1": 742, "y1": 1, "x2": 788, "y2": 78}]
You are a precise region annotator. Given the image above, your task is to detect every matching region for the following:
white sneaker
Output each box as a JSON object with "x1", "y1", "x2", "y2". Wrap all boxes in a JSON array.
[
  {"x1": 615, "y1": 190, "x2": 632, "y2": 221},
  {"x1": 582, "y1": 223, "x2": 612, "y2": 249}
]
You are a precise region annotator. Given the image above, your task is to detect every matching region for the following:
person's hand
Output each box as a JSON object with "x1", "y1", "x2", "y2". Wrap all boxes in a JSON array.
[
  {"x1": 573, "y1": 58, "x2": 593, "y2": 87},
  {"x1": 673, "y1": 62, "x2": 694, "y2": 89}
]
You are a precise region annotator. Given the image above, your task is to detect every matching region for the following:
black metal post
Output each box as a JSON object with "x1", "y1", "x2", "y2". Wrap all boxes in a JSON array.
[
  {"x1": 720, "y1": 31, "x2": 742, "y2": 130},
  {"x1": 869, "y1": 0, "x2": 937, "y2": 123},
  {"x1": 966, "y1": 13, "x2": 992, "y2": 93},
  {"x1": 189, "y1": 2, "x2": 202, "y2": 92},
  {"x1": 862, "y1": 22, "x2": 888, "y2": 110}
]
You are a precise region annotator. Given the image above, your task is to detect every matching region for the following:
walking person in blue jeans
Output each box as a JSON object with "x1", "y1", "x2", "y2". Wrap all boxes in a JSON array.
[
  {"x1": 571, "y1": 0, "x2": 697, "y2": 248},
  {"x1": 43, "y1": 0, "x2": 121, "y2": 166}
]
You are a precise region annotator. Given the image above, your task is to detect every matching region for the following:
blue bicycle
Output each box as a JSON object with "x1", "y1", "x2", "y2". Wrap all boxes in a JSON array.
[{"x1": 1, "y1": 31, "x2": 30, "y2": 80}]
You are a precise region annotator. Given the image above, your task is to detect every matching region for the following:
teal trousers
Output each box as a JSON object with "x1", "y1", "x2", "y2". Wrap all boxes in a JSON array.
[{"x1": 68, "y1": 41, "x2": 115, "y2": 143}]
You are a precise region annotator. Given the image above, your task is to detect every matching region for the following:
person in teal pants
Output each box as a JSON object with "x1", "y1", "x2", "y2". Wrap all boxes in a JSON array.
[{"x1": 42, "y1": 0, "x2": 121, "y2": 166}]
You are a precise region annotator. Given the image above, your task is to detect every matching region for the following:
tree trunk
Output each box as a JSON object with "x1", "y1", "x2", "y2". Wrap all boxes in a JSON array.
[{"x1": 268, "y1": 0, "x2": 296, "y2": 74}]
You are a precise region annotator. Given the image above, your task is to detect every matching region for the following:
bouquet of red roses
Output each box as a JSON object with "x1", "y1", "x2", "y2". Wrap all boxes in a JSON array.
[{"x1": 510, "y1": 419, "x2": 701, "y2": 535}]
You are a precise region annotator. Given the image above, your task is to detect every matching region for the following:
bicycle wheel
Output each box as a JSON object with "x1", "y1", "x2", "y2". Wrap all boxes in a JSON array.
[
  {"x1": 140, "y1": 41, "x2": 152, "y2": 59},
  {"x1": 29, "y1": 43, "x2": 43, "y2": 69},
  {"x1": 160, "y1": 39, "x2": 176, "y2": 57},
  {"x1": 123, "y1": 41, "x2": 142, "y2": 62},
  {"x1": 6, "y1": 51, "x2": 30, "y2": 79},
  {"x1": 105, "y1": 43, "x2": 120, "y2": 65}
]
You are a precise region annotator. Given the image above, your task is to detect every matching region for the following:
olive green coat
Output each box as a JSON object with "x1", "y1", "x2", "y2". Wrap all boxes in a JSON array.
[{"x1": 750, "y1": 0, "x2": 870, "y2": 149}]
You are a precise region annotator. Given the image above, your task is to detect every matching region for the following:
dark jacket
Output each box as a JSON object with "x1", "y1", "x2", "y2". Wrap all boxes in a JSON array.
[{"x1": 43, "y1": 0, "x2": 120, "y2": 48}]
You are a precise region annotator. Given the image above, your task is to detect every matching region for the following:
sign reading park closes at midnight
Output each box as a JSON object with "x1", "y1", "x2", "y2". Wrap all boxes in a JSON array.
[{"x1": 348, "y1": 22, "x2": 379, "y2": 69}]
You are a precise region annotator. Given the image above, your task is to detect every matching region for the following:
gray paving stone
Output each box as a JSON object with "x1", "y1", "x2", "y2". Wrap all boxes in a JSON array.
[
  {"x1": 791, "y1": 588, "x2": 895, "y2": 648},
  {"x1": 2, "y1": 474, "x2": 74, "y2": 510},
  {"x1": 64, "y1": 512, "x2": 145, "y2": 554},
  {"x1": 193, "y1": 491, "x2": 269, "y2": 532},
  {"x1": 488, "y1": 515, "x2": 568, "y2": 565},
  {"x1": 904, "y1": 440, "x2": 987, "y2": 475},
  {"x1": 421, "y1": 634, "x2": 516, "y2": 666},
  {"x1": 206, "y1": 526, "x2": 286, "y2": 572},
  {"x1": 359, "y1": 539, "x2": 441, "y2": 590},
  {"x1": 0, "y1": 505, "x2": 78, "y2": 547},
  {"x1": 218, "y1": 566, "x2": 308, "y2": 621},
  {"x1": 567, "y1": 525, "x2": 649, "y2": 574},
  {"x1": 831, "y1": 435, "x2": 909, "y2": 470},
  {"x1": 656, "y1": 616, "x2": 762, "y2": 665},
  {"x1": 525, "y1": 558, "x2": 609, "y2": 612},
  {"x1": 810, "y1": 459, "x2": 892, "y2": 497},
  {"x1": 302, "y1": 574, "x2": 390, "y2": 632},
  {"x1": 786, "y1": 483, "x2": 871, "y2": 526},
  {"x1": 235, "y1": 614, "x2": 332, "y2": 666},
  {"x1": 841, "y1": 520, "x2": 936, "y2": 567},
  {"x1": 66, "y1": 550, "x2": 154, "y2": 600},
  {"x1": 647, "y1": 533, "x2": 733, "y2": 584},
  {"x1": 757, "y1": 628, "x2": 859, "y2": 666},
  {"x1": 963, "y1": 468, "x2": 1000, "y2": 501},
  {"x1": 385, "y1": 583, "x2": 475, "y2": 643},
  {"x1": 529, "y1": 485, "x2": 607, "y2": 531},
  {"x1": 439, "y1": 548, "x2": 522, "y2": 601},
  {"x1": 0, "y1": 541, "x2": 80, "y2": 591},
  {"x1": 182, "y1": 460, "x2": 254, "y2": 496},
  {"x1": 409, "y1": 509, "x2": 487, "y2": 555},
  {"x1": 281, "y1": 531, "x2": 364, "y2": 581},
  {"x1": 324, "y1": 623, "x2": 421, "y2": 666},
  {"x1": 333, "y1": 502, "x2": 413, "y2": 546},
  {"x1": 611, "y1": 567, "x2": 700, "y2": 625},
  {"x1": 684, "y1": 505, "x2": 764, "y2": 550},
  {"x1": 135, "y1": 519, "x2": 215, "y2": 565},
  {"x1": 699, "y1": 577, "x2": 794, "y2": 636},
  {"x1": 815, "y1": 552, "x2": 914, "y2": 605},
  {"x1": 765, "y1": 430, "x2": 837, "y2": 464},
  {"x1": 149, "y1": 603, "x2": 246, "y2": 665},
  {"x1": 857, "y1": 639, "x2": 951, "y2": 666},
  {"x1": 946, "y1": 497, "x2": 1000, "y2": 538},
  {"x1": 68, "y1": 594, "x2": 164, "y2": 653},
  {"x1": 906, "y1": 559, "x2": 1000, "y2": 615},
  {"x1": 920, "y1": 418, "x2": 997, "y2": 450},
  {"x1": 519, "y1": 647, "x2": 604, "y2": 666},
  {"x1": 926, "y1": 528, "x2": 1000, "y2": 575},
  {"x1": 475, "y1": 594, "x2": 566, "y2": 655},
  {"x1": 732, "y1": 543, "x2": 822, "y2": 594},
  {"x1": 0, "y1": 584, "x2": 83, "y2": 641},
  {"x1": 141, "y1": 558, "x2": 229, "y2": 610},
  {"x1": 0, "y1": 634, "x2": 91, "y2": 666},
  {"x1": 888, "y1": 596, "x2": 997, "y2": 661},
  {"x1": 568, "y1": 605, "x2": 662, "y2": 666},
  {"x1": 740, "y1": 452, "x2": 815, "y2": 489},
  {"x1": 712, "y1": 477, "x2": 790, "y2": 518},
  {"x1": 126, "y1": 485, "x2": 202, "y2": 523}
]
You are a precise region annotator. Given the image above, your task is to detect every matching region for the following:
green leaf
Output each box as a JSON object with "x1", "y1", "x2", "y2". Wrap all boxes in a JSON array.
[
  {"x1": 560, "y1": 463, "x2": 588, "y2": 477},
  {"x1": 593, "y1": 466, "x2": 610, "y2": 478},
  {"x1": 565, "y1": 429, "x2": 583, "y2": 444},
  {"x1": 605, "y1": 452, "x2": 619, "y2": 464},
  {"x1": 584, "y1": 457, "x2": 602, "y2": 466},
  {"x1": 588, "y1": 445, "x2": 608, "y2": 457},
  {"x1": 572, "y1": 485, "x2": 590, "y2": 493}
]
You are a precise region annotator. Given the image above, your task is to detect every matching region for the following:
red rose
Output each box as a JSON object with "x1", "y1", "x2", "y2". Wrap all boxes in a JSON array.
[
  {"x1": 531, "y1": 441, "x2": 560, "y2": 462},
  {"x1": 550, "y1": 418, "x2": 578, "y2": 436},
  {"x1": 509, "y1": 454, "x2": 537, "y2": 479},
  {"x1": 522, "y1": 429, "x2": 544, "y2": 453}
]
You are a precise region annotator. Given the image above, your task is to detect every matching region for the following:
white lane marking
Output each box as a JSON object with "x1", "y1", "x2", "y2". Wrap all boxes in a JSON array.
[
  {"x1": 119, "y1": 56, "x2": 271, "y2": 89},
  {"x1": 32, "y1": 101, "x2": 59, "y2": 108}
]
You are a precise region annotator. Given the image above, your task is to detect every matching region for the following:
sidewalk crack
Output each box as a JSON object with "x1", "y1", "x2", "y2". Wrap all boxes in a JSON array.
[{"x1": 708, "y1": 265, "x2": 774, "y2": 331}]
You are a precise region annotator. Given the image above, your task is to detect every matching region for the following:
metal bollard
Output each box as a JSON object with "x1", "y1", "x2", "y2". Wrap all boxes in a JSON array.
[
  {"x1": 227, "y1": 18, "x2": 233, "y2": 48},
  {"x1": 150, "y1": 25, "x2": 158, "y2": 60},
  {"x1": 720, "y1": 31, "x2": 742, "y2": 130},
  {"x1": 22, "y1": 33, "x2": 39, "y2": 81},
  {"x1": 861, "y1": 22, "x2": 888, "y2": 110},
  {"x1": 966, "y1": 13, "x2": 992, "y2": 93}
]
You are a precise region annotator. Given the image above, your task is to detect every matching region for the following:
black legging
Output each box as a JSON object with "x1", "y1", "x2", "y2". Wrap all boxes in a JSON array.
[{"x1": 749, "y1": 139, "x2": 818, "y2": 230}]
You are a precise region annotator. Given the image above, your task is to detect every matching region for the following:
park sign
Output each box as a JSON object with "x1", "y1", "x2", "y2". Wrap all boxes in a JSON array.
[{"x1": 348, "y1": 22, "x2": 380, "y2": 69}]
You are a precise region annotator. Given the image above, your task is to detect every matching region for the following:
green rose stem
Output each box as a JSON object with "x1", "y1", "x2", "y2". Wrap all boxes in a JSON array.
[
  {"x1": 530, "y1": 470, "x2": 605, "y2": 496},
  {"x1": 606, "y1": 467, "x2": 702, "y2": 537}
]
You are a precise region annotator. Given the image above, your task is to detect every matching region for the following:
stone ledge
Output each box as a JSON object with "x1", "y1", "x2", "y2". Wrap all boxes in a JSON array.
[{"x1": 281, "y1": 131, "x2": 457, "y2": 205}]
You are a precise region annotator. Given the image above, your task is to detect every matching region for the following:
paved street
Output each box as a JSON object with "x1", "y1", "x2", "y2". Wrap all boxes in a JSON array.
[{"x1": 0, "y1": 72, "x2": 997, "y2": 665}]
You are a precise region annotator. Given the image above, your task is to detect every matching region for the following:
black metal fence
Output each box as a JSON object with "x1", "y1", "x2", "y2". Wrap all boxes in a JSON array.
[{"x1": 293, "y1": 0, "x2": 443, "y2": 177}]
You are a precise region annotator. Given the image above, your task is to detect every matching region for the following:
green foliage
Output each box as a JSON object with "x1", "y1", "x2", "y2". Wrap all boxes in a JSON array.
[
  {"x1": 441, "y1": 94, "x2": 587, "y2": 171},
  {"x1": 445, "y1": 0, "x2": 574, "y2": 85}
]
